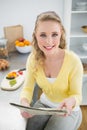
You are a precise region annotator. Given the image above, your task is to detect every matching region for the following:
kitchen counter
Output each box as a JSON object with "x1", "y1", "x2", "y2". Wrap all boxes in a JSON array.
[
  {"x1": 0, "y1": 51, "x2": 40, "y2": 130},
  {"x1": 0, "y1": 51, "x2": 28, "y2": 81},
  {"x1": 0, "y1": 51, "x2": 39, "y2": 104},
  {"x1": 0, "y1": 51, "x2": 29, "y2": 103},
  {"x1": 0, "y1": 51, "x2": 29, "y2": 130}
]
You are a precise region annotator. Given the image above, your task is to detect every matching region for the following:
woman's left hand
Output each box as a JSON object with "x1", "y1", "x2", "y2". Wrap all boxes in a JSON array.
[{"x1": 58, "y1": 97, "x2": 76, "y2": 116}]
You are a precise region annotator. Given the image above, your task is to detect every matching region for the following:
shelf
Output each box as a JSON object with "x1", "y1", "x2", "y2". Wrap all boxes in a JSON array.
[
  {"x1": 70, "y1": 28, "x2": 87, "y2": 37},
  {"x1": 64, "y1": 0, "x2": 87, "y2": 105},
  {"x1": 70, "y1": 45, "x2": 87, "y2": 59},
  {"x1": 72, "y1": 10, "x2": 87, "y2": 14}
]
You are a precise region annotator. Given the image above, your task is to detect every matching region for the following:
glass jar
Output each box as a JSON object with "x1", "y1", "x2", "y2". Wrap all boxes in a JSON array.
[{"x1": 0, "y1": 38, "x2": 8, "y2": 58}]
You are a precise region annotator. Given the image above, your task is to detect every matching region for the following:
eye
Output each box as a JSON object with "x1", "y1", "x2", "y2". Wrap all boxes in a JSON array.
[
  {"x1": 52, "y1": 33, "x2": 58, "y2": 37},
  {"x1": 40, "y1": 33, "x2": 46, "y2": 38}
]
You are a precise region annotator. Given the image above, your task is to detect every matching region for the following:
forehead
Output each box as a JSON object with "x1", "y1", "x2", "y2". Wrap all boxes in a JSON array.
[{"x1": 36, "y1": 21, "x2": 61, "y2": 32}]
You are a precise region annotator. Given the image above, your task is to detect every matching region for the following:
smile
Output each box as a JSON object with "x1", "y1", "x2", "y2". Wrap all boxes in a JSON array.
[{"x1": 44, "y1": 45, "x2": 55, "y2": 50}]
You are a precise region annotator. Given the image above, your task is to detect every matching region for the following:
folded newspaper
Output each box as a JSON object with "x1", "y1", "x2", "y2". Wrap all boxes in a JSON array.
[{"x1": 10, "y1": 103, "x2": 68, "y2": 115}]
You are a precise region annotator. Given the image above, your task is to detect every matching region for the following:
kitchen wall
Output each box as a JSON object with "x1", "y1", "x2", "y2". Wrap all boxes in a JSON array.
[{"x1": 0, "y1": 0, "x2": 64, "y2": 41}]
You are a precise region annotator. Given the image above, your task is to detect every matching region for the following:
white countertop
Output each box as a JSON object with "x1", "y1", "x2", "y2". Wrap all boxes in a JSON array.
[
  {"x1": 0, "y1": 51, "x2": 39, "y2": 104},
  {"x1": 0, "y1": 51, "x2": 29, "y2": 103}
]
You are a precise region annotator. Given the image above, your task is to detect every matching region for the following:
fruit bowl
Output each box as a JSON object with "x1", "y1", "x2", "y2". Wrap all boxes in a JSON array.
[
  {"x1": 81, "y1": 25, "x2": 87, "y2": 33},
  {"x1": 16, "y1": 45, "x2": 32, "y2": 53},
  {"x1": 15, "y1": 37, "x2": 32, "y2": 53}
]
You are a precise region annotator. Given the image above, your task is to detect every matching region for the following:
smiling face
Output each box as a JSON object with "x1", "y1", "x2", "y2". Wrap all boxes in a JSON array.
[{"x1": 35, "y1": 21, "x2": 62, "y2": 56}]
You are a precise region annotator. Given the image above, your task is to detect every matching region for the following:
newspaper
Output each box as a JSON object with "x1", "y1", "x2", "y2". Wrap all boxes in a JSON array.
[{"x1": 10, "y1": 103, "x2": 68, "y2": 115}]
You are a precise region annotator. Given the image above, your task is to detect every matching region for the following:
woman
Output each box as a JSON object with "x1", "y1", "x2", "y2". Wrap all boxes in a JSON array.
[{"x1": 20, "y1": 11, "x2": 83, "y2": 130}]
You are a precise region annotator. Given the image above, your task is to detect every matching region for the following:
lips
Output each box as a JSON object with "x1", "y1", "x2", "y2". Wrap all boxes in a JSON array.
[{"x1": 44, "y1": 45, "x2": 55, "y2": 50}]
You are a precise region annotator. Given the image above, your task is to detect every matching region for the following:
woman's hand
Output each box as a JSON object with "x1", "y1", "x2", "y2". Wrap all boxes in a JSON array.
[
  {"x1": 20, "y1": 98, "x2": 33, "y2": 118},
  {"x1": 58, "y1": 97, "x2": 76, "y2": 116},
  {"x1": 20, "y1": 110, "x2": 33, "y2": 118}
]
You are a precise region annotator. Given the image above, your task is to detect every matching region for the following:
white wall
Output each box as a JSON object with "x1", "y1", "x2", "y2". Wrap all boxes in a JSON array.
[{"x1": 0, "y1": 0, "x2": 64, "y2": 41}]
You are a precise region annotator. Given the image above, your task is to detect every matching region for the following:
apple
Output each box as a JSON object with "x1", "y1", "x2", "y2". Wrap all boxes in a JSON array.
[
  {"x1": 18, "y1": 71, "x2": 23, "y2": 75},
  {"x1": 18, "y1": 37, "x2": 25, "y2": 42}
]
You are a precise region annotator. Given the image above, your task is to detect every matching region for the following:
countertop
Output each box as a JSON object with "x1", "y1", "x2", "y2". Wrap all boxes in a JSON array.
[
  {"x1": 0, "y1": 51, "x2": 39, "y2": 104},
  {"x1": 0, "y1": 51, "x2": 29, "y2": 103}
]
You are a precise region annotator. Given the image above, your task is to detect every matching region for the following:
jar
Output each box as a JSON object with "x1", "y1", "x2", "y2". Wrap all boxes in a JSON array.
[{"x1": 0, "y1": 38, "x2": 8, "y2": 58}]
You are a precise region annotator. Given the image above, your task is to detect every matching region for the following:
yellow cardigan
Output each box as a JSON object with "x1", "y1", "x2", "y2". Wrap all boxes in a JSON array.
[{"x1": 20, "y1": 50, "x2": 83, "y2": 106}]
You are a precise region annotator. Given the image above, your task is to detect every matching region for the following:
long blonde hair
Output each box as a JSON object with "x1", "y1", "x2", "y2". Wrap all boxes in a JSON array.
[{"x1": 32, "y1": 11, "x2": 66, "y2": 66}]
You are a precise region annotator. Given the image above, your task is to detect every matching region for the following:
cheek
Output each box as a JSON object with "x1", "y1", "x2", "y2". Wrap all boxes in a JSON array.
[
  {"x1": 37, "y1": 38, "x2": 45, "y2": 46},
  {"x1": 53, "y1": 38, "x2": 60, "y2": 44}
]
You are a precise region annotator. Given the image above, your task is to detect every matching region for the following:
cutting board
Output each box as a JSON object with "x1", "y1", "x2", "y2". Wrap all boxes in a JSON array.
[{"x1": 0, "y1": 68, "x2": 26, "y2": 90}]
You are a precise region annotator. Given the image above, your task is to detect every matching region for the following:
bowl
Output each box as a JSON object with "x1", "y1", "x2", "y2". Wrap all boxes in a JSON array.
[
  {"x1": 81, "y1": 26, "x2": 87, "y2": 33},
  {"x1": 82, "y1": 43, "x2": 87, "y2": 51},
  {"x1": 16, "y1": 45, "x2": 32, "y2": 53}
]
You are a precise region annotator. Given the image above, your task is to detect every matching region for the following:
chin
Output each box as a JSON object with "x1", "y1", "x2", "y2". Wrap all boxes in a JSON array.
[{"x1": 45, "y1": 51, "x2": 55, "y2": 56}]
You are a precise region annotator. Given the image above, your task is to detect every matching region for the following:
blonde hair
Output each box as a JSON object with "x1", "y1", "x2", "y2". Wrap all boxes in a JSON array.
[{"x1": 32, "y1": 11, "x2": 66, "y2": 66}]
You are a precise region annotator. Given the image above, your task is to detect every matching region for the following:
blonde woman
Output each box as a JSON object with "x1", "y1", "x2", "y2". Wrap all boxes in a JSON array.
[{"x1": 20, "y1": 11, "x2": 83, "y2": 130}]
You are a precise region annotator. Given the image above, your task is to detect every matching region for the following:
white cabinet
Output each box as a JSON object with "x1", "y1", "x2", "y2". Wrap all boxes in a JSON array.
[{"x1": 64, "y1": 0, "x2": 87, "y2": 105}]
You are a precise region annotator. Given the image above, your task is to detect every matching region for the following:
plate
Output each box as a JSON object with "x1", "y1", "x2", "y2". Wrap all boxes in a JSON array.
[{"x1": 0, "y1": 68, "x2": 26, "y2": 90}]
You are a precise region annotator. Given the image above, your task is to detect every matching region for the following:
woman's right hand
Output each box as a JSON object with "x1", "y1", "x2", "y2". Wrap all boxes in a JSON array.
[{"x1": 20, "y1": 98, "x2": 33, "y2": 118}]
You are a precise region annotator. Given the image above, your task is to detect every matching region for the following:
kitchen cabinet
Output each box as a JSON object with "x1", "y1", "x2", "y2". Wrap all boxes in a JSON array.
[{"x1": 64, "y1": 0, "x2": 87, "y2": 105}]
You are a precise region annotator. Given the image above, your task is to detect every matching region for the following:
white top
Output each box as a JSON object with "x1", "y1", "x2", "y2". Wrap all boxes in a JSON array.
[{"x1": 40, "y1": 77, "x2": 80, "y2": 111}]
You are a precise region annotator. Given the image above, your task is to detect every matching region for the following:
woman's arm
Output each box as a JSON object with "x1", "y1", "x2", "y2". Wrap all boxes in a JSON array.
[
  {"x1": 20, "y1": 54, "x2": 35, "y2": 118},
  {"x1": 59, "y1": 55, "x2": 83, "y2": 116}
]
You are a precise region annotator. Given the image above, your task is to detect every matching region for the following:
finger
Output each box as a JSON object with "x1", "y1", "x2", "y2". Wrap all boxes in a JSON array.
[
  {"x1": 21, "y1": 111, "x2": 33, "y2": 118},
  {"x1": 58, "y1": 102, "x2": 66, "y2": 109}
]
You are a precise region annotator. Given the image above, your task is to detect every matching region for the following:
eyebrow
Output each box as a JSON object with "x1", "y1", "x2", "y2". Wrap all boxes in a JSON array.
[{"x1": 40, "y1": 31, "x2": 58, "y2": 33}]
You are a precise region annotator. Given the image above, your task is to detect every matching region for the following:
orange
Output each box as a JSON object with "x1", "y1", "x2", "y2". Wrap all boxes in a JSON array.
[
  {"x1": 24, "y1": 40, "x2": 31, "y2": 46},
  {"x1": 15, "y1": 40, "x2": 19, "y2": 46},
  {"x1": 17, "y1": 42, "x2": 25, "y2": 47}
]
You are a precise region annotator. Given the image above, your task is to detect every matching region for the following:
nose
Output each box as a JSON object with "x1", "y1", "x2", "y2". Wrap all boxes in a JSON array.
[{"x1": 46, "y1": 36, "x2": 52, "y2": 45}]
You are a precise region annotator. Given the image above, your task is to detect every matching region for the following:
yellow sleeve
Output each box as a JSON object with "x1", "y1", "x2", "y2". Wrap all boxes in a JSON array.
[
  {"x1": 20, "y1": 53, "x2": 36, "y2": 103},
  {"x1": 69, "y1": 56, "x2": 83, "y2": 106}
]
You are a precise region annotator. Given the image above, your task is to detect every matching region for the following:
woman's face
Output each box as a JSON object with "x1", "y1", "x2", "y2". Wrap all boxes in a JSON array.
[{"x1": 35, "y1": 20, "x2": 62, "y2": 56}]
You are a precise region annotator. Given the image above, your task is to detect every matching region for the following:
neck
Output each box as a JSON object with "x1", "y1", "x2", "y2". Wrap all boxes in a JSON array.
[{"x1": 45, "y1": 49, "x2": 63, "y2": 61}]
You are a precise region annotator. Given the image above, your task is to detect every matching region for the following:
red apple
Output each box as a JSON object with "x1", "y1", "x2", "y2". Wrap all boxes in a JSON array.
[
  {"x1": 18, "y1": 71, "x2": 23, "y2": 75},
  {"x1": 18, "y1": 38, "x2": 25, "y2": 42}
]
